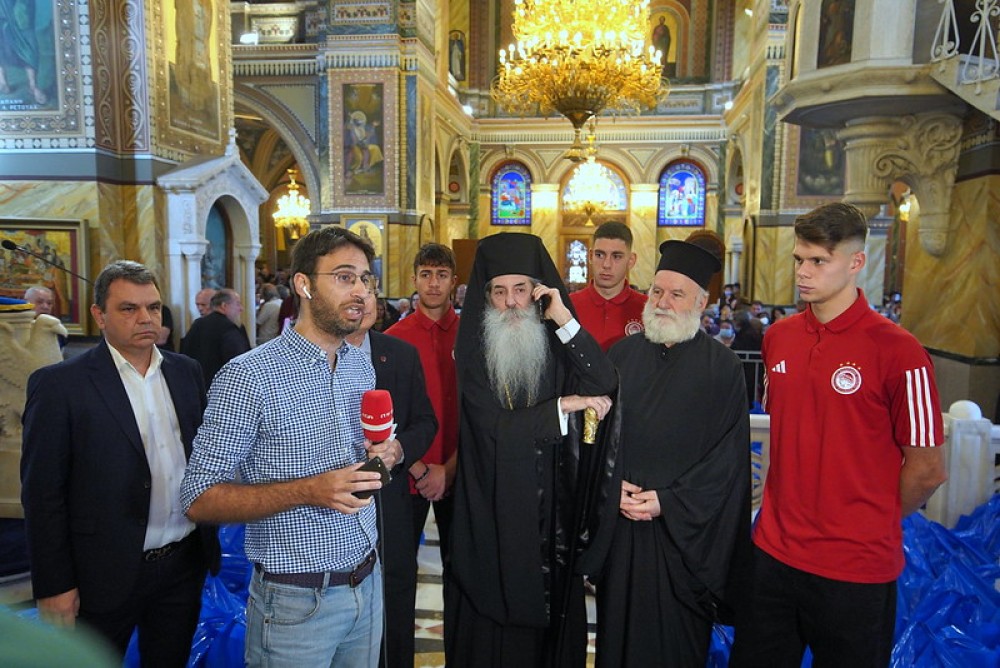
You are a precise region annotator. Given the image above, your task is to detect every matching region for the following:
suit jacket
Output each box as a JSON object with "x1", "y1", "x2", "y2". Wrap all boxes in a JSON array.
[
  {"x1": 368, "y1": 330, "x2": 437, "y2": 498},
  {"x1": 21, "y1": 340, "x2": 220, "y2": 614},
  {"x1": 367, "y1": 330, "x2": 437, "y2": 667},
  {"x1": 180, "y1": 311, "x2": 251, "y2": 386}
]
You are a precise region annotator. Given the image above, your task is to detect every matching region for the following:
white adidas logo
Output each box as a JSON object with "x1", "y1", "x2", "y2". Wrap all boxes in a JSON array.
[{"x1": 770, "y1": 360, "x2": 787, "y2": 373}]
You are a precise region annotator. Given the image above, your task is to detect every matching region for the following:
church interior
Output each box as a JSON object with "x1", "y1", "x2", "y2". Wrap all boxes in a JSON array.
[{"x1": 1, "y1": 0, "x2": 999, "y2": 664}]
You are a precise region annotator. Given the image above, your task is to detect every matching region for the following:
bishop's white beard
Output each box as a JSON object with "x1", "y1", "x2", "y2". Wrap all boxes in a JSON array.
[
  {"x1": 482, "y1": 303, "x2": 550, "y2": 405},
  {"x1": 642, "y1": 299, "x2": 702, "y2": 346}
]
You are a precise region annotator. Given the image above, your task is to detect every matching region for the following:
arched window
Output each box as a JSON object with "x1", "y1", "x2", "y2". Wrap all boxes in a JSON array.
[
  {"x1": 658, "y1": 161, "x2": 706, "y2": 226},
  {"x1": 202, "y1": 202, "x2": 231, "y2": 288},
  {"x1": 491, "y1": 162, "x2": 532, "y2": 226}
]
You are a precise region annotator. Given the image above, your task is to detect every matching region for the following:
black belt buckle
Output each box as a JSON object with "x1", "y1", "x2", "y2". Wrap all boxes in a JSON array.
[
  {"x1": 349, "y1": 551, "x2": 375, "y2": 588},
  {"x1": 143, "y1": 533, "x2": 193, "y2": 562},
  {"x1": 144, "y1": 542, "x2": 175, "y2": 562}
]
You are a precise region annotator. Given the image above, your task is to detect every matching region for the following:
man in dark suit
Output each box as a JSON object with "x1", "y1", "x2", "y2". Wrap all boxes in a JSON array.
[
  {"x1": 347, "y1": 289, "x2": 437, "y2": 667},
  {"x1": 180, "y1": 287, "x2": 250, "y2": 386},
  {"x1": 21, "y1": 260, "x2": 220, "y2": 666}
]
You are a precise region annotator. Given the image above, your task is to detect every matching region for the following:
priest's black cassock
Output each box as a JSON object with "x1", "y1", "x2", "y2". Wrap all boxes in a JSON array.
[
  {"x1": 445, "y1": 233, "x2": 618, "y2": 667},
  {"x1": 596, "y1": 329, "x2": 751, "y2": 667}
]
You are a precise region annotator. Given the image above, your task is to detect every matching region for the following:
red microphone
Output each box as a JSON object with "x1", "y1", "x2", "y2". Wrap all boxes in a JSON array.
[{"x1": 361, "y1": 389, "x2": 394, "y2": 443}]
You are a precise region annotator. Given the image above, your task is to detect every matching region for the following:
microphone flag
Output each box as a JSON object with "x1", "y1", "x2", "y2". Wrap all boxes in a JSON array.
[{"x1": 361, "y1": 389, "x2": 393, "y2": 443}]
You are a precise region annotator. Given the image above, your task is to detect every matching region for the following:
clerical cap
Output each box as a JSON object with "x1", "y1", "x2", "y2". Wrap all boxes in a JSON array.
[
  {"x1": 656, "y1": 240, "x2": 721, "y2": 290},
  {"x1": 473, "y1": 232, "x2": 559, "y2": 283}
]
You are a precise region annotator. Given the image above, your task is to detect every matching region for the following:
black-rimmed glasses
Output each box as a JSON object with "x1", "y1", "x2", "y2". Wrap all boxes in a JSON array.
[{"x1": 313, "y1": 270, "x2": 380, "y2": 293}]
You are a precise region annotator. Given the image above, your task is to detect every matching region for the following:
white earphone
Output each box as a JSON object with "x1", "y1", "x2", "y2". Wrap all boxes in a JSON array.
[{"x1": 302, "y1": 286, "x2": 313, "y2": 300}]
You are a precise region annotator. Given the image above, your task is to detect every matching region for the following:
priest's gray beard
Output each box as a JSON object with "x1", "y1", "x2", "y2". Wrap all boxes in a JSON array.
[
  {"x1": 642, "y1": 300, "x2": 702, "y2": 346},
  {"x1": 482, "y1": 303, "x2": 550, "y2": 405}
]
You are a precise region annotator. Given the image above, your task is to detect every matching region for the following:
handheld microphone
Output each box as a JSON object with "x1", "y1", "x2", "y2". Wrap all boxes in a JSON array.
[
  {"x1": 356, "y1": 389, "x2": 394, "y2": 499},
  {"x1": 2, "y1": 238, "x2": 94, "y2": 285},
  {"x1": 360, "y1": 389, "x2": 394, "y2": 443}
]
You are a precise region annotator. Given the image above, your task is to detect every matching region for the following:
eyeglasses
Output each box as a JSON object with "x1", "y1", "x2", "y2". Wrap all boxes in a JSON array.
[{"x1": 313, "y1": 270, "x2": 380, "y2": 294}]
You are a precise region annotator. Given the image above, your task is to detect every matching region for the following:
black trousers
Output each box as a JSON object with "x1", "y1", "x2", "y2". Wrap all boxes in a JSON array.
[
  {"x1": 79, "y1": 534, "x2": 206, "y2": 668},
  {"x1": 410, "y1": 493, "x2": 453, "y2": 577},
  {"x1": 730, "y1": 546, "x2": 896, "y2": 668}
]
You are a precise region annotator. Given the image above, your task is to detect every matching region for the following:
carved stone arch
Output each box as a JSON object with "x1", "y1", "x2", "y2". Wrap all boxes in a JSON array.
[
  {"x1": 234, "y1": 85, "x2": 320, "y2": 211},
  {"x1": 445, "y1": 139, "x2": 470, "y2": 201},
  {"x1": 725, "y1": 139, "x2": 746, "y2": 207},
  {"x1": 480, "y1": 148, "x2": 545, "y2": 186},
  {"x1": 647, "y1": 145, "x2": 720, "y2": 185},
  {"x1": 158, "y1": 136, "x2": 268, "y2": 341}
]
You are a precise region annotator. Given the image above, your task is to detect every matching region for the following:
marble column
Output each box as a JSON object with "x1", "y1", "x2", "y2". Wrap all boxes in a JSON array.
[{"x1": 838, "y1": 113, "x2": 962, "y2": 257}]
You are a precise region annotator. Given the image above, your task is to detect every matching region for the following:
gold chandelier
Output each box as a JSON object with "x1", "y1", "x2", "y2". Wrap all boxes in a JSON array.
[
  {"x1": 563, "y1": 129, "x2": 619, "y2": 225},
  {"x1": 273, "y1": 169, "x2": 311, "y2": 240},
  {"x1": 491, "y1": 0, "x2": 666, "y2": 157}
]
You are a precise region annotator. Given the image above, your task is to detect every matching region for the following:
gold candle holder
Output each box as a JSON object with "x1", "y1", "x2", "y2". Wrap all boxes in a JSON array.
[{"x1": 583, "y1": 407, "x2": 599, "y2": 445}]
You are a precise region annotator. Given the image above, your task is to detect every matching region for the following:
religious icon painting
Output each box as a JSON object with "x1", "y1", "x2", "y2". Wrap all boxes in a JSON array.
[
  {"x1": 491, "y1": 162, "x2": 532, "y2": 226},
  {"x1": 658, "y1": 161, "x2": 706, "y2": 227}
]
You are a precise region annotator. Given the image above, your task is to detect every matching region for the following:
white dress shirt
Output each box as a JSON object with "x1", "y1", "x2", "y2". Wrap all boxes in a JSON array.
[{"x1": 108, "y1": 344, "x2": 195, "y2": 550}]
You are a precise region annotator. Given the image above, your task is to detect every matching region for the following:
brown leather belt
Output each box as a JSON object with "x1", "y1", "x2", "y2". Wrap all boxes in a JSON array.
[{"x1": 256, "y1": 550, "x2": 378, "y2": 588}]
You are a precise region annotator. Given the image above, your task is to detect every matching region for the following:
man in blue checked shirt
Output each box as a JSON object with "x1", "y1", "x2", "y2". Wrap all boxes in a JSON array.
[{"x1": 181, "y1": 226, "x2": 403, "y2": 668}]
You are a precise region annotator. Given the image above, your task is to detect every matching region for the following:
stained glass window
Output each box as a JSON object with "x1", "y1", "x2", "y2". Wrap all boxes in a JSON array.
[
  {"x1": 658, "y1": 162, "x2": 706, "y2": 227},
  {"x1": 491, "y1": 162, "x2": 532, "y2": 226}
]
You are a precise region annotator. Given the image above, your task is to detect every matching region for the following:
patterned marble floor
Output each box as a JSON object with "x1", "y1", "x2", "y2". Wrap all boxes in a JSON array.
[{"x1": 413, "y1": 509, "x2": 597, "y2": 668}]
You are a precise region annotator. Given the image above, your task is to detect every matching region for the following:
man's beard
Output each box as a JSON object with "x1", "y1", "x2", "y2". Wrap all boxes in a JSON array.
[
  {"x1": 482, "y1": 304, "x2": 550, "y2": 406},
  {"x1": 310, "y1": 292, "x2": 363, "y2": 338},
  {"x1": 642, "y1": 300, "x2": 702, "y2": 346}
]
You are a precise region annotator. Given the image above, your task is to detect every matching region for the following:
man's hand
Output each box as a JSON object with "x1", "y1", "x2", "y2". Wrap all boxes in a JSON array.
[
  {"x1": 303, "y1": 464, "x2": 384, "y2": 513},
  {"x1": 619, "y1": 479, "x2": 661, "y2": 521},
  {"x1": 532, "y1": 283, "x2": 573, "y2": 327},
  {"x1": 38, "y1": 589, "x2": 79, "y2": 629},
  {"x1": 365, "y1": 437, "x2": 403, "y2": 470},
  {"x1": 560, "y1": 394, "x2": 613, "y2": 420},
  {"x1": 415, "y1": 463, "x2": 449, "y2": 501}
]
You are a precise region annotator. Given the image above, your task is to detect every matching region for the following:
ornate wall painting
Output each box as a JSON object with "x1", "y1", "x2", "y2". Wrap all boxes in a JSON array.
[
  {"x1": 0, "y1": 0, "x2": 82, "y2": 138},
  {"x1": 449, "y1": 30, "x2": 466, "y2": 81},
  {"x1": 0, "y1": 0, "x2": 56, "y2": 112},
  {"x1": 153, "y1": 0, "x2": 230, "y2": 155},
  {"x1": 817, "y1": 0, "x2": 855, "y2": 68},
  {"x1": 796, "y1": 127, "x2": 845, "y2": 197},
  {"x1": 167, "y1": 0, "x2": 221, "y2": 140},
  {"x1": 0, "y1": 218, "x2": 88, "y2": 335},
  {"x1": 343, "y1": 215, "x2": 386, "y2": 290},
  {"x1": 342, "y1": 83, "x2": 386, "y2": 195},
  {"x1": 330, "y1": 70, "x2": 397, "y2": 208}
]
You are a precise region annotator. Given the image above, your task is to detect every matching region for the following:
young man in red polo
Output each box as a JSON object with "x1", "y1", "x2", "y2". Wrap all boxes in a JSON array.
[
  {"x1": 386, "y1": 242, "x2": 460, "y2": 558},
  {"x1": 731, "y1": 202, "x2": 947, "y2": 666},
  {"x1": 570, "y1": 221, "x2": 647, "y2": 351}
]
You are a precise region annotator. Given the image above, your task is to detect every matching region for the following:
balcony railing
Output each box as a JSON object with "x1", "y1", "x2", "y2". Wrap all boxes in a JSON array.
[{"x1": 932, "y1": 0, "x2": 1000, "y2": 94}]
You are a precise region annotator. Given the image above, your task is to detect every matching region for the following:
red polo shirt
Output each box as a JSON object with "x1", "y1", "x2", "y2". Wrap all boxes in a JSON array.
[
  {"x1": 385, "y1": 306, "x2": 459, "y2": 477},
  {"x1": 754, "y1": 290, "x2": 943, "y2": 583},
  {"x1": 569, "y1": 283, "x2": 647, "y2": 351}
]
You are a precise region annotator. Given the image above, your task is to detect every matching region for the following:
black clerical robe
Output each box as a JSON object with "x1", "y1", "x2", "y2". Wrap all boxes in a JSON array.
[
  {"x1": 446, "y1": 324, "x2": 617, "y2": 667},
  {"x1": 596, "y1": 331, "x2": 750, "y2": 667}
]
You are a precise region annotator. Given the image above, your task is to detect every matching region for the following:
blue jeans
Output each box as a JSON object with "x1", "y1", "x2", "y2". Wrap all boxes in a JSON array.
[{"x1": 245, "y1": 565, "x2": 383, "y2": 667}]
